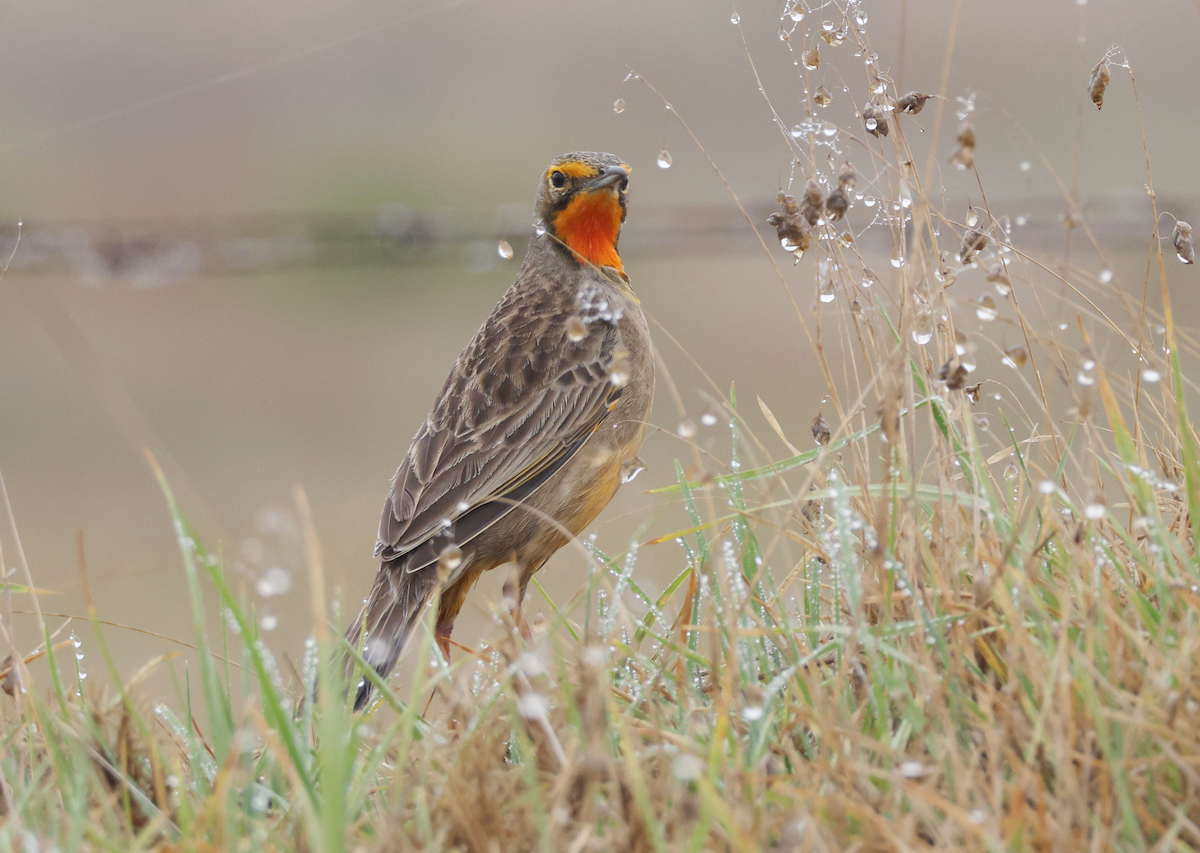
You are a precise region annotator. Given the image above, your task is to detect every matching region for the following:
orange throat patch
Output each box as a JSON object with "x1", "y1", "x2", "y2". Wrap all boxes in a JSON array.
[{"x1": 552, "y1": 190, "x2": 624, "y2": 273}]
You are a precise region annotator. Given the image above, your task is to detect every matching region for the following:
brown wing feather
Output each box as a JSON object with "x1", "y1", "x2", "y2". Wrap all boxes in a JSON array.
[{"x1": 376, "y1": 280, "x2": 622, "y2": 573}]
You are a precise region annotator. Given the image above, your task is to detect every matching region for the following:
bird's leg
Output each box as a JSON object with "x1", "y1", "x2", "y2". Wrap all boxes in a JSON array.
[{"x1": 434, "y1": 622, "x2": 453, "y2": 663}]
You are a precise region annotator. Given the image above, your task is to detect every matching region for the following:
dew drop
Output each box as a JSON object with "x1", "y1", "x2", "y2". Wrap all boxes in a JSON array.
[
  {"x1": 621, "y1": 456, "x2": 647, "y2": 484},
  {"x1": 890, "y1": 249, "x2": 905, "y2": 268},
  {"x1": 256, "y1": 566, "x2": 292, "y2": 598},
  {"x1": 730, "y1": 11, "x2": 740, "y2": 24},
  {"x1": 1038, "y1": 479, "x2": 1056, "y2": 495},
  {"x1": 1084, "y1": 502, "x2": 1107, "y2": 520},
  {"x1": 1003, "y1": 463, "x2": 1019, "y2": 481},
  {"x1": 1098, "y1": 268, "x2": 1113, "y2": 284},
  {"x1": 497, "y1": 239, "x2": 513, "y2": 260},
  {"x1": 613, "y1": 98, "x2": 626, "y2": 114},
  {"x1": 438, "y1": 543, "x2": 464, "y2": 571},
  {"x1": 975, "y1": 294, "x2": 998, "y2": 322},
  {"x1": 260, "y1": 614, "x2": 278, "y2": 632},
  {"x1": 788, "y1": 3, "x2": 804, "y2": 22},
  {"x1": 899, "y1": 761, "x2": 924, "y2": 778},
  {"x1": 966, "y1": 208, "x2": 980, "y2": 228},
  {"x1": 742, "y1": 705, "x2": 765, "y2": 722},
  {"x1": 657, "y1": 148, "x2": 673, "y2": 169},
  {"x1": 911, "y1": 310, "x2": 935, "y2": 345},
  {"x1": 1019, "y1": 161, "x2": 1031, "y2": 172},
  {"x1": 701, "y1": 412, "x2": 718, "y2": 427},
  {"x1": 677, "y1": 419, "x2": 697, "y2": 439},
  {"x1": 818, "y1": 279, "x2": 836, "y2": 303},
  {"x1": 1141, "y1": 368, "x2": 1161, "y2": 384},
  {"x1": 565, "y1": 315, "x2": 587, "y2": 342}
]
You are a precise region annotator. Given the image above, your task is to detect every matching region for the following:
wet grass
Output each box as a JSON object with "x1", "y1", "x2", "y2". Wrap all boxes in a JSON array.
[{"x1": 4, "y1": 2, "x2": 1200, "y2": 851}]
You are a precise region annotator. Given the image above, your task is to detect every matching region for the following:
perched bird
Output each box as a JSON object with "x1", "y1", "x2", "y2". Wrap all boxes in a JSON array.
[{"x1": 347, "y1": 152, "x2": 654, "y2": 710}]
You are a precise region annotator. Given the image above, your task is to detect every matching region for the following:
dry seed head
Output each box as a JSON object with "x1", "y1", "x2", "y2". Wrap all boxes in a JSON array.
[
  {"x1": 1173, "y1": 220, "x2": 1194, "y2": 265},
  {"x1": 862, "y1": 103, "x2": 889, "y2": 138},
  {"x1": 964, "y1": 383, "x2": 981, "y2": 404},
  {"x1": 837, "y1": 161, "x2": 856, "y2": 190},
  {"x1": 896, "y1": 92, "x2": 933, "y2": 115},
  {"x1": 801, "y1": 179, "x2": 824, "y2": 226},
  {"x1": 825, "y1": 187, "x2": 849, "y2": 221},
  {"x1": 820, "y1": 25, "x2": 846, "y2": 46},
  {"x1": 811, "y1": 412, "x2": 831, "y2": 446},
  {"x1": 767, "y1": 194, "x2": 812, "y2": 255},
  {"x1": 1004, "y1": 346, "x2": 1028, "y2": 368},
  {"x1": 959, "y1": 228, "x2": 989, "y2": 264},
  {"x1": 1088, "y1": 60, "x2": 1111, "y2": 110},
  {"x1": 949, "y1": 122, "x2": 976, "y2": 170}
]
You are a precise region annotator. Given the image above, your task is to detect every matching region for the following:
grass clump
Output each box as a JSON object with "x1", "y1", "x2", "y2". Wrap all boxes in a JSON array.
[{"x1": 4, "y1": 3, "x2": 1200, "y2": 851}]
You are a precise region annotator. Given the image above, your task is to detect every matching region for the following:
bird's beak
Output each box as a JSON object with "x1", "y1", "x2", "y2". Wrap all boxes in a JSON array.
[{"x1": 586, "y1": 164, "x2": 629, "y2": 192}]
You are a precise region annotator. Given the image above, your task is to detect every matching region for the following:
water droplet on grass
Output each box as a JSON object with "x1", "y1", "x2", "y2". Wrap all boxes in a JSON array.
[
  {"x1": 1038, "y1": 479, "x2": 1056, "y2": 495},
  {"x1": 911, "y1": 310, "x2": 935, "y2": 345},
  {"x1": 1142, "y1": 368, "x2": 1161, "y2": 383},
  {"x1": 1099, "y1": 268, "x2": 1113, "y2": 283},
  {"x1": 730, "y1": 11, "x2": 740, "y2": 24},
  {"x1": 621, "y1": 457, "x2": 646, "y2": 483},
  {"x1": 818, "y1": 279, "x2": 836, "y2": 303},
  {"x1": 742, "y1": 705, "x2": 765, "y2": 721},
  {"x1": 701, "y1": 412, "x2": 718, "y2": 427},
  {"x1": 1084, "y1": 502, "x2": 1107, "y2": 520},
  {"x1": 677, "y1": 419, "x2": 697, "y2": 439},
  {"x1": 657, "y1": 148, "x2": 673, "y2": 169},
  {"x1": 565, "y1": 315, "x2": 587, "y2": 342},
  {"x1": 256, "y1": 566, "x2": 292, "y2": 598},
  {"x1": 1019, "y1": 161, "x2": 1031, "y2": 172},
  {"x1": 613, "y1": 98, "x2": 626, "y2": 114},
  {"x1": 975, "y1": 295, "x2": 998, "y2": 322},
  {"x1": 899, "y1": 761, "x2": 924, "y2": 778},
  {"x1": 438, "y1": 543, "x2": 463, "y2": 571},
  {"x1": 497, "y1": 239, "x2": 513, "y2": 260}
]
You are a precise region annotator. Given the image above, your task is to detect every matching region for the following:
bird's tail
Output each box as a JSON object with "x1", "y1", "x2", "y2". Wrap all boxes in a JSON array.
[{"x1": 344, "y1": 563, "x2": 431, "y2": 711}]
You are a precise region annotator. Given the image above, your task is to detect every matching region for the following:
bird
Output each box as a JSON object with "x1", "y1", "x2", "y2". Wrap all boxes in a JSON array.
[{"x1": 346, "y1": 151, "x2": 654, "y2": 710}]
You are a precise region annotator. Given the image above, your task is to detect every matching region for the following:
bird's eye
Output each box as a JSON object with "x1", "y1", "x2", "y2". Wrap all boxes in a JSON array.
[{"x1": 550, "y1": 170, "x2": 566, "y2": 189}]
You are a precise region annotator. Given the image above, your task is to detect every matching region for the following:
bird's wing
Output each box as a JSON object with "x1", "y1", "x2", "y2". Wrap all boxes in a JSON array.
[{"x1": 376, "y1": 290, "x2": 624, "y2": 576}]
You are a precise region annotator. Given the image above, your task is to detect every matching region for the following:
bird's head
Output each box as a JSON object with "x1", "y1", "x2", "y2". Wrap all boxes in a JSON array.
[{"x1": 534, "y1": 151, "x2": 630, "y2": 273}]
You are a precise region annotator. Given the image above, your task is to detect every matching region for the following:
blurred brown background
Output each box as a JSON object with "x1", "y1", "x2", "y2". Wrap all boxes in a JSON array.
[{"x1": 1, "y1": 0, "x2": 1196, "y2": 684}]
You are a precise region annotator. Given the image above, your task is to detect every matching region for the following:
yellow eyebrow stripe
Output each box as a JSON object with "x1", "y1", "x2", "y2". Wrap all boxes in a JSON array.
[{"x1": 548, "y1": 160, "x2": 599, "y2": 180}]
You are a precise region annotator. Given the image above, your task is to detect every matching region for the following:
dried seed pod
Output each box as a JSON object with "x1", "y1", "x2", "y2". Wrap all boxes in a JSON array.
[
  {"x1": 766, "y1": 194, "x2": 812, "y2": 255},
  {"x1": 895, "y1": 91, "x2": 933, "y2": 115},
  {"x1": 862, "y1": 103, "x2": 889, "y2": 138},
  {"x1": 837, "y1": 161, "x2": 856, "y2": 191},
  {"x1": 1004, "y1": 346, "x2": 1028, "y2": 368},
  {"x1": 949, "y1": 122, "x2": 976, "y2": 170},
  {"x1": 801, "y1": 179, "x2": 824, "y2": 226},
  {"x1": 811, "y1": 412, "x2": 831, "y2": 445},
  {"x1": 825, "y1": 187, "x2": 849, "y2": 221},
  {"x1": 813, "y1": 85, "x2": 833, "y2": 107},
  {"x1": 938, "y1": 360, "x2": 969, "y2": 391},
  {"x1": 802, "y1": 45, "x2": 820, "y2": 69},
  {"x1": 821, "y1": 25, "x2": 846, "y2": 46},
  {"x1": 1173, "y1": 220, "x2": 1195, "y2": 265},
  {"x1": 1088, "y1": 60, "x2": 1111, "y2": 110},
  {"x1": 959, "y1": 228, "x2": 989, "y2": 264}
]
